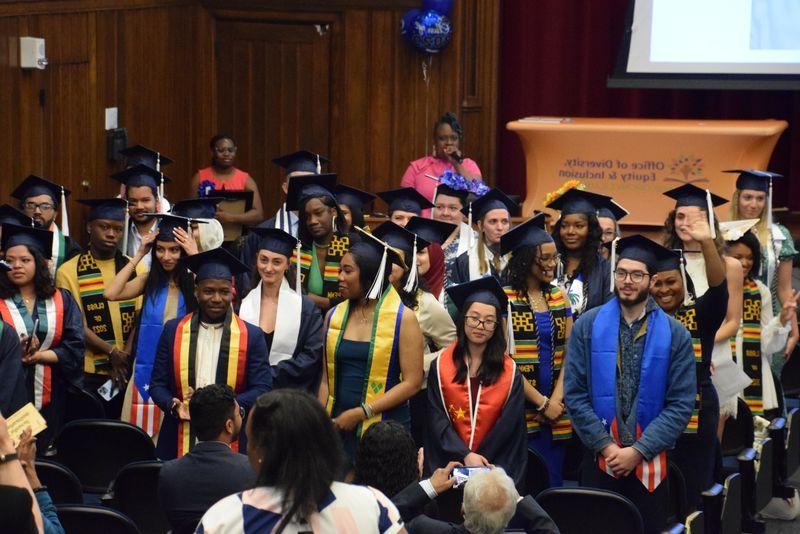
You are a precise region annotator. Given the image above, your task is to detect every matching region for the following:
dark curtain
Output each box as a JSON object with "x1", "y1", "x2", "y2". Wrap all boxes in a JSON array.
[{"x1": 497, "y1": 0, "x2": 800, "y2": 210}]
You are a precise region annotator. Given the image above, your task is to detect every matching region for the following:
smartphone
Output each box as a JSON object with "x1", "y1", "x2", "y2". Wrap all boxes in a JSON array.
[
  {"x1": 25, "y1": 318, "x2": 39, "y2": 352},
  {"x1": 452, "y1": 466, "x2": 490, "y2": 487}
]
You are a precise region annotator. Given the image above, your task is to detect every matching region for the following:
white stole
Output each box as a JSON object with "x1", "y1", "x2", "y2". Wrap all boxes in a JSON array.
[
  {"x1": 455, "y1": 222, "x2": 474, "y2": 257},
  {"x1": 239, "y1": 279, "x2": 301, "y2": 365},
  {"x1": 467, "y1": 242, "x2": 508, "y2": 281}
]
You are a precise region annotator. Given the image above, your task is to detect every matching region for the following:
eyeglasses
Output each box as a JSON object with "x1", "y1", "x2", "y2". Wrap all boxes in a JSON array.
[
  {"x1": 214, "y1": 146, "x2": 237, "y2": 154},
  {"x1": 435, "y1": 205, "x2": 462, "y2": 213},
  {"x1": 614, "y1": 269, "x2": 649, "y2": 283},
  {"x1": 465, "y1": 315, "x2": 498, "y2": 331},
  {"x1": 22, "y1": 202, "x2": 55, "y2": 212},
  {"x1": 536, "y1": 253, "x2": 561, "y2": 265}
]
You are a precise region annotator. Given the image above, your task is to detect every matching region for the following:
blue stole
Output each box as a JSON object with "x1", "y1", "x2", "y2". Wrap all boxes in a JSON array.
[{"x1": 134, "y1": 285, "x2": 185, "y2": 401}]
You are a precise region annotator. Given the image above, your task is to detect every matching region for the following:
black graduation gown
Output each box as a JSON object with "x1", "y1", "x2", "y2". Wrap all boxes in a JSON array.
[
  {"x1": 268, "y1": 295, "x2": 324, "y2": 392},
  {"x1": 449, "y1": 249, "x2": 507, "y2": 287},
  {"x1": 0, "y1": 320, "x2": 28, "y2": 415},
  {"x1": 569, "y1": 252, "x2": 612, "y2": 318},
  {"x1": 425, "y1": 360, "x2": 528, "y2": 489}
]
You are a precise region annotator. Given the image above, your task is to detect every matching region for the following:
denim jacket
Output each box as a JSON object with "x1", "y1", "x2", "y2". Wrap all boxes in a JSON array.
[{"x1": 564, "y1": 297, "x2": 696, "y2": 460}]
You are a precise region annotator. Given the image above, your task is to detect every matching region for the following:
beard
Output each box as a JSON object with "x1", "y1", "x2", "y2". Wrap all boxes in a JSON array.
[{"x1": 614, "y1": 284, "x2": 649, "y2": 307}]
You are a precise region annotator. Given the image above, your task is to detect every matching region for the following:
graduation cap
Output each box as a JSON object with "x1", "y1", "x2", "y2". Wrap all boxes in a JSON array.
[
  {"x1": 434, "y1": 182, "x2": 469, "y2": 204},
  {"x1": 461, "y1": 188, "x2": 518, "y2": 220},
  {"x1": 0, "y1": 223, "x2": 54, "y2": 258},
  {"x1": 335, "y1": 185, "x2": 376, "y2": 210},
  {"x1": 377, "y1": 188, "x2": 434, "y2": 216},
  {"x1": 545, "y1": 187, "x2": 611, "y2": 216},
  {"x1": 606, "y1": 235, "x2": 677, "y2": 294},
  {"x1": 11, "y1": 175, "x2": 72, "y2": 236},
  {"x1": 170, "y1": 198, "x2": 224, "y2": 219},
  {"x1": 119, "y1": 145, "x2": 174, "y2": 171},
  {"x1": 0, "y1": 204, "x2": 33, "y2": 227},
  {"x1": 648, "y1": 244, "x2": 693, "y2": 307},
  {"x1": 111, "y1": 164, "x2": 171, "y2": 193},
  {"x1": 285, "y1": 174, "x2": 338, "y2": 212},
  {"x1": 248, "y1": 227, "x2": 299, "y2": 259},
  {"x1": 663, "y1": 183, "x2": 727, "y2": 239},
  {"x1": 77, "y1": 198, "x2": 128, "y2": 222},
  {"x1": 350, "y1": 227, "x2": 405, "y2": 300},
  {"x1": 142, "y1": 213, "x2": 206, "y2": 242},
  {"x1": 596, "y1": 198, "x2": 629, "y2": 222},
  {"x1": 499, "y1": 213, "x2": 551, "y2": 256},
  {"x1": 719, "y1": 219, "x2": 760, "y2": 243},
  {"x1": 182, "y1": 247, "x2": 250, "y2": 282},
  {"x1": 404, "y1": 216, "x2": 457, "y2": 245},
  {"x1": 724, "y1": 169, "x2": 782, "y2": 229},
  {"x1": 373, "y1": 221, "x2": 430, "y2": 293},
  {"x1": 272, "y1": 150, "x2": 329, "y2": 175}
]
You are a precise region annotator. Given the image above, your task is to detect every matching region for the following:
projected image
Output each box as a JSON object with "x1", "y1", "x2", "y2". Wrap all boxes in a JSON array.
[{"x1": 750, "y1": 0, "x2": 800, "y2": 50}]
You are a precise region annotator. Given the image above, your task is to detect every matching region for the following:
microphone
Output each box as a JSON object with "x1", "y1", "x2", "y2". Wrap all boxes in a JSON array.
[{"x1": 452, "y1": 151, "x2": 464, "y2": 164}]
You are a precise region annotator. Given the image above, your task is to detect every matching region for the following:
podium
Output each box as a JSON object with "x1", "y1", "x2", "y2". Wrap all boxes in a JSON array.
[{"x1": 507, "y1": 118, "x2": 787, "y2": 226}]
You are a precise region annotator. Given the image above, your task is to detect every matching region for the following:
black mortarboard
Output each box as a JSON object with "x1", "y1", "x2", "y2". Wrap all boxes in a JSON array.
[
  {"x1": 724, "y1": 169, "x2": 782, "y2": 193},
  {"x1": 609, "y1": 234, "x2": 676, "y2": 274},
  {"x1": 350, "y1": 227, "x2": 405, "y2": 299},
  {"x1": 499, "y1": 213, "x2": 551, "y2": 255},
  {"x1": 272, "y1": 150, "x2": 329, "y2": 175},
  {"x1": 111, "y1": 164, "x2": 171, "y2": 192},
  {"x1": 335, "y1": 185, "x2": 376, "y2": 210},
  {"x1": 11, "y1": 175, "x2": 70, "y2": 203},
  {"x1": 596, "y1": 198, "x2": 629, "y2": 222},
  {"x1": 373, "y1": 221, "x2": 431, "y2": 258},
  {"x1": 77, "y1": 198, "x2": 128, "y2": 221},
  {"x1": 119, "y1": 145, "x2": 174, "y2": 170},
  {"x1": 145, "y1": 213, "x2": 204, "y2": 242},
  {"x1": 248, "y1": 227, "x2": 299, "y2": 259},
  {"x1": 461, "y1": 188, "x2": 518, "y2": 220},
  {"x1": 285, "y1": 174, "x2": 338, "y2": 211},
  {"x1": 445, "y1": 276, "x2": 508, "y2": 312},
  {"x1": 182, "y1": 247, "x2": 249, "y2": 282},
  {"x1": 435, "y1": 183, "x2": 469, "y2": 203},
  {"x1": 171, "y1": 197, "x2": 224, "y2": 219},
  {"x1": 1, "y1": 223, "x2": 53, "y2": 258},
  {"x1": 662, "y1": 183, "x2": 727, "y2": 209},
  {"x1": 377, "y1": 187, "x2": 434, "y2": 215},
  {"x1": 0, "y1": 204, "x2": 33, "y2": 227},
  {"x1": 545, "y1": 188, "x2": 610, "y2": 215},
  {"x1": 404, "y1": 216, "x2": 456, "y2": 245}
]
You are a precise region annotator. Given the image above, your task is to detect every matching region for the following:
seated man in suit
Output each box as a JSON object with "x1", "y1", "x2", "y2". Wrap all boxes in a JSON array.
[{"x1": 157, "y1": 384, "x2": 256, "y2": 530}]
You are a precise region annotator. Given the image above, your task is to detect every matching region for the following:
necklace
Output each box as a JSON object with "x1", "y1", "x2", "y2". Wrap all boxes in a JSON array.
[{"x1": 527, "y1": 289, "x2": 546, "y2": 310}]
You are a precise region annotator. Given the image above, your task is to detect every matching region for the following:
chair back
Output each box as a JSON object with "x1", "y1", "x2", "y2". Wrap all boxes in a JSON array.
[
  {"x1": 787, "y1": 408, "x2": 800, "y2": 478},
  {"x1": 109, "y1": 461, "x2": 170, "y2": 534},
  {"x1": 667, "y1": 460, "x2": 688, "y2": 525},
  {"x1": 721, "y1": 399, "x2": 754, "y2": 456},
  {"x1": 525, "y1": 448, "x2": 550, "y2": 496},
  {"x1": 684, "y1": 511, "x2": 704, "y2": 534},
  {"x1": 721, "y1": 473, "x2": 742, "y2": 534},
  {"x1": 755, "y1": 437, "x2": 773, "y2": 512},
  {"x1": 53, "y1": 419, "x2": 156, "y2": 493},
  {"x1": 65, "y1": 385, "x2": 106, "y2": 422},
  {"x1": 55, "y1": 505, "x2": 140, "y2": 534},
  {"x1": 781, "y1": 345, "x2": 800, "y2": 397},
  {"x1": 35, "y1": 459, "x2": 83, "y2": 505},
  {"x1": 537, "y1": 487, "x2": 644, "y2": 534}
]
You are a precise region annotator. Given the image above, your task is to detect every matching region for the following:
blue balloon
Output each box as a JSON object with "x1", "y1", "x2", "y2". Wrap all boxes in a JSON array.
[
  {"x1": 409, "y1": 10, "x2": 453, "y2": 54},
  {"x1": 401, "y1": 8, "x2": 422, "y2": 40},
  {"x1": 422, "y1": 0, "x2": 454, "y2": 16}
]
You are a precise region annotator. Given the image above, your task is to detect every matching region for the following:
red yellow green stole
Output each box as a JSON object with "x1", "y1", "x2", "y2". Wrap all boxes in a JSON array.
[
  {"x1": 172, "y1": 310, "x2": 248, "y2": 457},
  {"x1": 674, "y1": 304, "x2": 702, "y2": 433},
  {"x1": 0, "y1": 291, "x2": 64, "y2": 410},
  {"x1": 436, "y1": 343, "x2": 516, "y2": 451},
  {"x1": 324, "y1": 285, "x2": 404, "y2": 438},
  {"x1": 504, "y1": 285, "x2": 571, "y2": 440},
  {"x1": 292, "y1": 234, "x2": 349, "y2": 301},
  {"x1": 733, "y1": 278, "x2": 763, "y2": 415}
]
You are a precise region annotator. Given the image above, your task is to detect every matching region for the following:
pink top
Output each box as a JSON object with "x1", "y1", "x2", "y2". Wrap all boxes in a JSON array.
[
  {"x1": 400, "y1": 156, "x2": 482, "y2": 202},
  {"x1": 198, "y1": 166, "x2": 249, "y2": 191}
]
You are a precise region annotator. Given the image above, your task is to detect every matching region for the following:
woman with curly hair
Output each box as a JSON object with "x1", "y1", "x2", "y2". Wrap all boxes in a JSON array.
[
  {"x1": 0, "y1": 224, "x2": 84, "y2": 450},
  {"x1": 354, "y1": 421, "x2": 420, "y2": 498},
  {"x1": 501, "y1": 214, "x2": 573, "y2": 487},
  {"x1": 545, "y1": 188, "x2": 612, "y2": 318}
]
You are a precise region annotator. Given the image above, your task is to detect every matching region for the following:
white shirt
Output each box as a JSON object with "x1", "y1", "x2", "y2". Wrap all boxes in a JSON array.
[{"x1": 195, "y1": 322, "x2": 223, "y2": 387}]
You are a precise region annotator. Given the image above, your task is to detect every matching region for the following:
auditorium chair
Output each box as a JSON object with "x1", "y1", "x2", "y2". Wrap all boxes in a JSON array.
[
  {"x1": 35, "y1": 459, "x2": 83, "y2": 505},
  {"x1": 767, "y1": 416, "x2": 797, "y2": 500},
  {"x1": 666, "y1": 460, "x2": 688, "y2": 525},
  {"x1": 52, "y1": 419, "x2": 156, "y2": 493},
  {"x1": 536, "y1": 487, "x2": 643, "y2": 534},
  {"x1": 701, "y1": 483, "x2": 724, "y2": 534},
  {"x1": 683, "y1": 511, "x2": 704, "y2": 534},
  {"x1": 781, "y1": 345, "x2": 800, "y2": 399},
  {"x1": 721, "y1": 399, "x2": 755, "y2": 458},
  {"x1": 735, "y1": 441, "x2": 771, "y2": 534},
  {"x1": 786, "y1": 408, "x2": 800, "y2": 479},
  {"x1": 525, "y1": 448, "x2": 550, "y2": 497},
  {"x1": 56, "y1": 504, "x2": 140, "y2": 534},
  {"x1": 65, "y1": 384, "x2": 106, "y2": 422},
  {"x1": 101, "y1": 461, "x2": 169, "y2": 534}
]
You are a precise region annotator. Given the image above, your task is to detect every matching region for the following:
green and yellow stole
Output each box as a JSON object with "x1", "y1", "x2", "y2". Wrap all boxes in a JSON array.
[
  {"x1": 172, "y1": 310, "x2": 249, "y2": 457},
  {"x1": 505, "y1": 285, "x2": 571, "y2": 440},
  {"x1": 674, "y1": 304, "x2": 703, "y2": 433},
  {"x1": 324, "y1": 285, "x2": 404, "y2": 439},
  {"x1": 732, "y1": 278, "x2": 763, "y2": 416},
  {"x1": 293, "y1": 234, "x2": 350, "y2": 301},
  {"x1": 77, "y1": 250, "x2": 138, "y2": 375}
]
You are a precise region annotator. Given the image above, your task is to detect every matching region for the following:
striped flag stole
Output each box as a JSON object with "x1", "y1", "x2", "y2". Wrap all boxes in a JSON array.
[
  {"x1": 77, "y1": 271, "x2": 105, "y2": 296},
  {"x1": 675, "y1": 305, "x2": 702, "y2": 433},
  {"x1": 597, "y1": 419, "x2": 667, "y2": 492},
  {"x1": 738, "y1": 278, "x2": 764, "y2": 416},
  {"x1": 291, "y1": 249, "x2": 313, "y2": 271},
  {"x1": 129, "y1": 386, "x2": 162, "y2": 438},
  {"x1": 323, "y1": 262, "x2": 340, "y2": 282}
]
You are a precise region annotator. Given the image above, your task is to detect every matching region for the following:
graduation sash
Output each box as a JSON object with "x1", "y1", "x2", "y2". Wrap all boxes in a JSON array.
[
  {"x1": 436, "y1": 343, "x2": 516, "y2": 451},
  {"x1": 172, "y1": 310, "x2": 248, "y2": 457},
  {"x1": 239, "y1": 279, "x2": 301, "y2": 365},
  {"x1": 324, "y1": 285, "x2": 404, "y2": 438},
  {"x1": 732, "y1": 278, "x2": 763, "y2": 416},
  {"x1": 0, "y1": 291, "x2": 64, "y2": 410},
  {"x1": 674, "y1": 304, "x2": 702, "y2": 433},
  {"x1": 48, "y1": 224, "x2": 67, "y2": 277},
  {"x1": 292, "y1": 234, "x2": 349, "y2": 301},
  {"x1": 129, "y1": 284, "x2": 185, "y2": 436},
  {"x1": 76, "y1": 250, "x2": 138, "y2": 375},
  {"x1": 505, "y1": 285, "x2": 571, "y2": 439},
  {"x1": 591, "y1": 299, "x2": 671, "y2": 492}
]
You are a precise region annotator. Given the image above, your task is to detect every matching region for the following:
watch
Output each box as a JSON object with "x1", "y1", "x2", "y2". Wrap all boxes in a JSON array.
[{"x1": 0, "y1": 451, "x2": 19, "y2": 464}]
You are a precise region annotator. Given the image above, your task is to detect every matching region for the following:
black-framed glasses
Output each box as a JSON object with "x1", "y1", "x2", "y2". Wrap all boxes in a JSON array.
[
  {"x1": 614, "y1": 269, "x2": 649, "y2": 283},
  {"x1": 214, "y1": 146, "x2": 237, "y2": 154},
  {"x1": 22, "y1": 202, "x2": 55, "y2": 212},
  {"x1": 536, "y1": 253, "x2": 561, "y2": 265},
  {"x1": 465, "y1": 315, "x2": 498, "y2": 331}
]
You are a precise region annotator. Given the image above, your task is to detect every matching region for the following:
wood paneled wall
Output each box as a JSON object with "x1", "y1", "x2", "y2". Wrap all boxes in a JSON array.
[{"x1": 0, "y1": 0, "x2": 499, "y2": 242}]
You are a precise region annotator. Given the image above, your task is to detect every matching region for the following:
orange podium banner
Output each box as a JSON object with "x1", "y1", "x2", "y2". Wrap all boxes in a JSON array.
[{"x1": 507, "y1": 118, "x2": 787, "y2": 226}]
